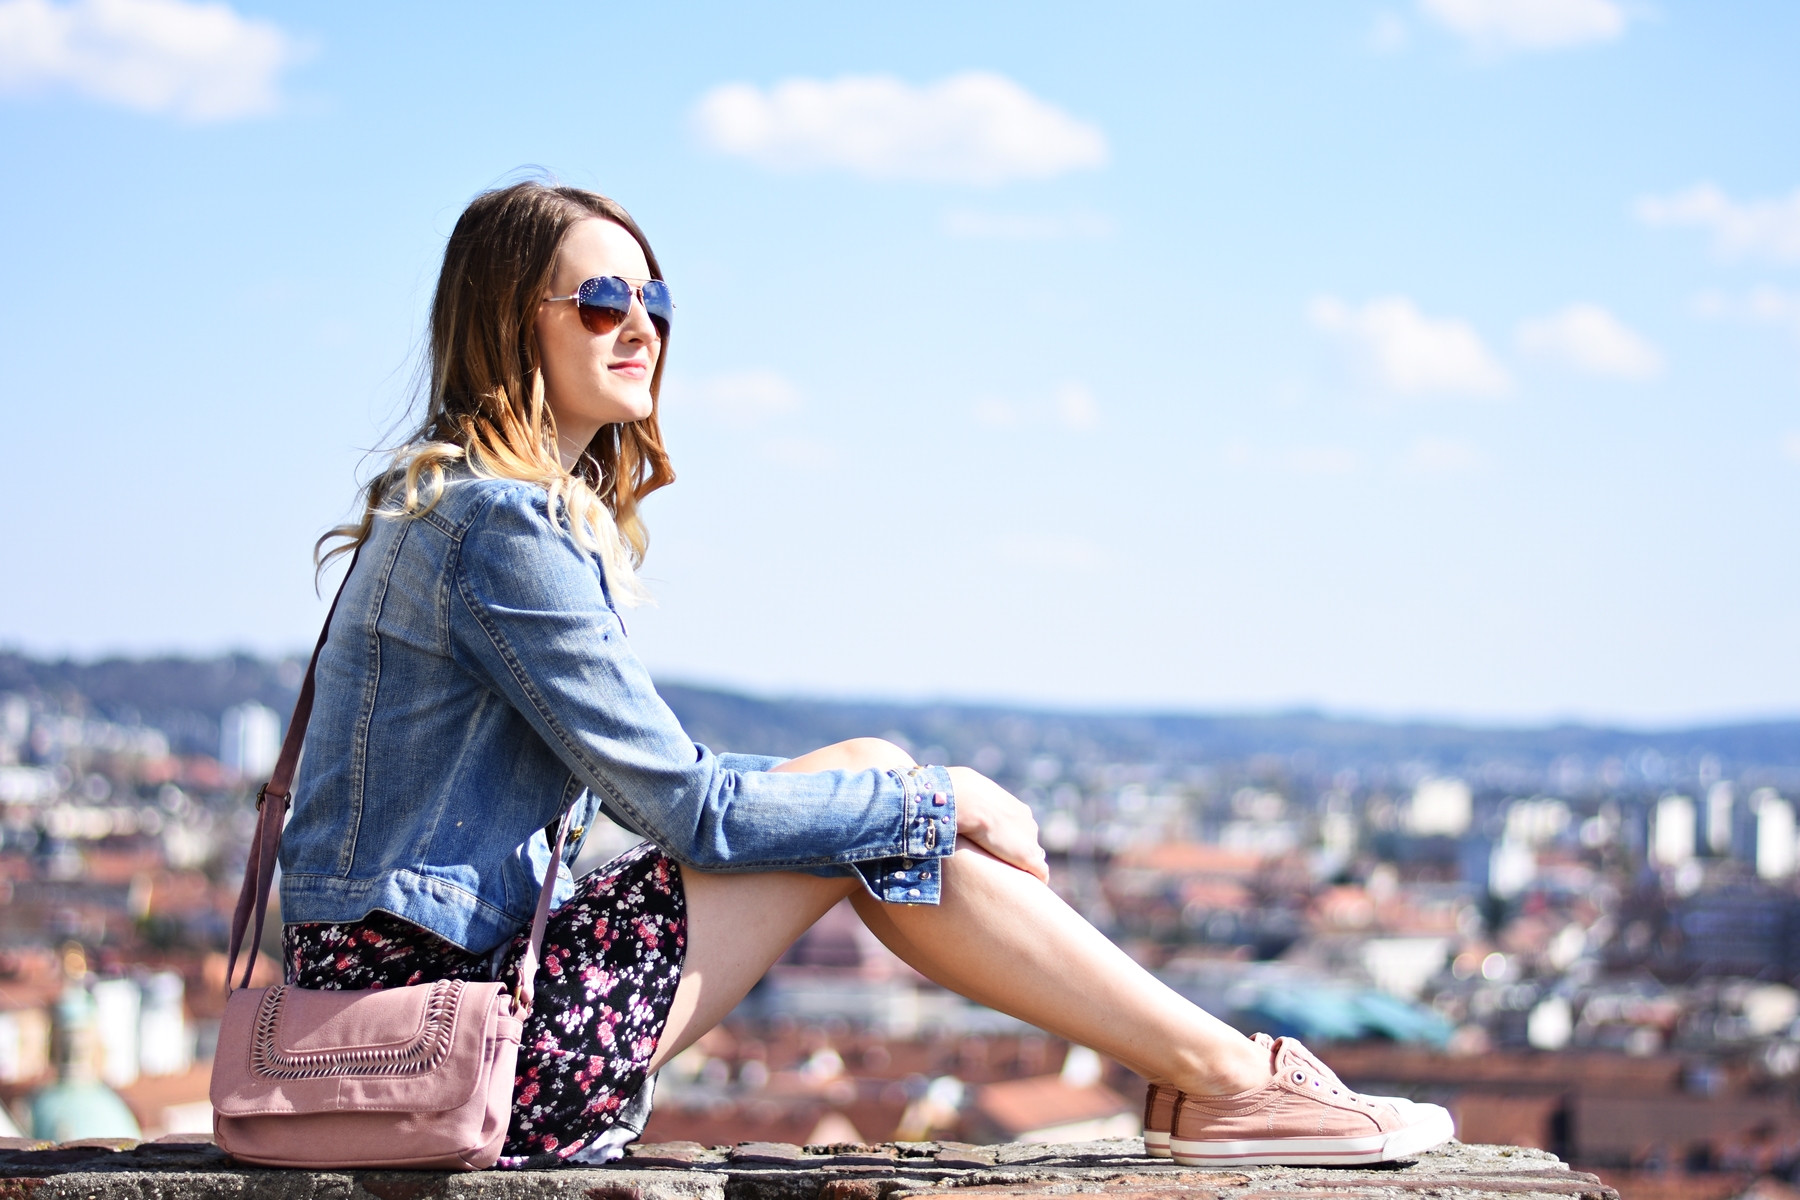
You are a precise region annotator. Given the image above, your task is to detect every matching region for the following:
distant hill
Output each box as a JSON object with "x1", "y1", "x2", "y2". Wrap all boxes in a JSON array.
[
  {"x1": 656, "y1": 684, "x2": 1800, "y2": 792},
  {"x1": 4, "y1": 650, "x2": 1799, "y2": 791},
  {"x1": 0, "y1": 652, "x2": 310, "y2": 759}
]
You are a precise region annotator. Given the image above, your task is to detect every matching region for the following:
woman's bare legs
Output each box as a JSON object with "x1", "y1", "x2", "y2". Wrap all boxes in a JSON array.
[
  {"x1": 647, "y1": 738, "x2": 1269, "y2": 1094},
  {"x1": 645, "y1": 739, "x2": 889, "y2": 1072},
  {"x1": 850, "y1": 842, "x2": 1267, "y2": 1094},
  {"x1": 647, "y1": 866, "x2": 856, "y2": 1072}
]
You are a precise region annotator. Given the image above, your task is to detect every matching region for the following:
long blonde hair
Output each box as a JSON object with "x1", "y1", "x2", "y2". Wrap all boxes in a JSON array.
[{"x1": 319, "y1": 182, "x2": 675, "y2": 603}]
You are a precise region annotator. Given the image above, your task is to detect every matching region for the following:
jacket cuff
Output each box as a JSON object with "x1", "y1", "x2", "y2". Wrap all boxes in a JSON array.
[
  {"x1": 852, "y1": 765, "x2": 956, "y2": 905},
  {"x1": 901, "y1": 764, "x2": 956, "y2": 859}
]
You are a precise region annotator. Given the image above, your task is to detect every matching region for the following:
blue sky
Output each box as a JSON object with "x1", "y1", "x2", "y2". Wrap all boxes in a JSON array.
[{"x1": 2, "y1": 0, "x2": 1798, "y2": 725}]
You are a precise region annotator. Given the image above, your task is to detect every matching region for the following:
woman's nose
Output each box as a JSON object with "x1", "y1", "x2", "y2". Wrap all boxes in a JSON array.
[{"x1": 619, "y1": 294, "x2": 659, "y2": 343}]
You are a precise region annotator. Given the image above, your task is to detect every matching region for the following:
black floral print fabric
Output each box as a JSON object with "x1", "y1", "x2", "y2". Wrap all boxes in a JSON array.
[{"x1": 282, "y1": 842, "x2": 686, "y2": 1167}]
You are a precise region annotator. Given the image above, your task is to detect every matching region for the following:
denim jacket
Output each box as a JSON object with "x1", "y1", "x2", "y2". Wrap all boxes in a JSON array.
[{"x1": 279, "y1": 474, "x2": 957, "y2": 954}]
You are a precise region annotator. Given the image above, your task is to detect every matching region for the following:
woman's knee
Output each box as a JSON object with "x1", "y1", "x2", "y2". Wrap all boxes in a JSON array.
[
  {"x1": 772, "y1": 737, "x2": 917, "y2": 773},
  {"x1": 839, "y1": 737, "x2": 917, "y2": 770}
]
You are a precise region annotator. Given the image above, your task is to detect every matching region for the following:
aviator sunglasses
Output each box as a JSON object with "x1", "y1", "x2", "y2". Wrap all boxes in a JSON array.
[{"x1": 544, "y1": 275, "x2": 674, "y2": 338}]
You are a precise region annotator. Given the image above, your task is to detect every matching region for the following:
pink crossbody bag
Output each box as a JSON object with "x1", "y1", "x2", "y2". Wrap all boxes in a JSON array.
[{"x1": 209, "y1": 563, "x2": 569, "y2": 1170}]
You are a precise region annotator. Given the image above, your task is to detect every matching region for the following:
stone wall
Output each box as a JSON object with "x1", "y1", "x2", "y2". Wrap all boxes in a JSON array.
[{"x1": 0, "y1": 1137, "x2": 1616, "y2": 1200}]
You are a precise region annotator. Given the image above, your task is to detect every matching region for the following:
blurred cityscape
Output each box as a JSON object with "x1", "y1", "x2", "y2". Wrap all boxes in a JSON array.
[{"x1": 9, "y1": 652, "x2": 1800, "y2": 1198}]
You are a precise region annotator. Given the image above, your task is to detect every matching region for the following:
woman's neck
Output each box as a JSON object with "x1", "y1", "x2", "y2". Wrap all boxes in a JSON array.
[{"x1": 554, "y1": 424, "x2": 600, "y2": 473}]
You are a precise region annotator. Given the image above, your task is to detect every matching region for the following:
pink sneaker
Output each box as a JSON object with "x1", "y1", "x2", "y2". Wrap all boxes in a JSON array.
[
  {"x1": 1143, "y1": 1083, "x2": 1179, "y2": 1157},
  {"x1": 1143, "y1": 1034, "x2": 1428, "y2": 1161},
  {"x1": 1168, "y1": 1037, "x2": 1454, "y2": 1166}
]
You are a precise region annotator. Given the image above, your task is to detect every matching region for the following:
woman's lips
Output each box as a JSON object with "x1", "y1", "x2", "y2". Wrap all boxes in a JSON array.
[{"x1": 609, "y1": 361, "x2": 649, "y2": 379}]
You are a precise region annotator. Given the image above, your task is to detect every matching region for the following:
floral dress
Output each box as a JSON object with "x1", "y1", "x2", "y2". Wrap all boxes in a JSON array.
[{"x1": 282, "y1": 842, "x2": 685, "y2": 1167}]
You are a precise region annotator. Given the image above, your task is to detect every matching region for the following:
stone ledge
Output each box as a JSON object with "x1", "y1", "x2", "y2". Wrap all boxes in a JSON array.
[{"x1": 0, "y1": 1138, "x2": 1614, "y2": 1200}]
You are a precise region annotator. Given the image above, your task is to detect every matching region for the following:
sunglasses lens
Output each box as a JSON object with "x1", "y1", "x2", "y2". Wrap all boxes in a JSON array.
[
  {"x1": 577, "y1": 304, "x2": 626, "y2": 335},
  {"x1": 575, "y1": 276, "x2": 631, "y2": 334},
  {"x1": 641, "y1": 280, "x2": 673, "y2": 338}
]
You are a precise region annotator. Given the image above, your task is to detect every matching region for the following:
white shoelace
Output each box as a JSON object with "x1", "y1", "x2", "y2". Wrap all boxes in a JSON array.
[{"x1": 1280, "y1": 1041, "x2": 1389, "y2": 1111}]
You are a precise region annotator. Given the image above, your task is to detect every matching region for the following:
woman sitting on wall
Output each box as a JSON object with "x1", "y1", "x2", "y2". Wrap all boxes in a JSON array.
[{"x1": 278, "y1": 180, "x2": 1455, "y2": 1169}]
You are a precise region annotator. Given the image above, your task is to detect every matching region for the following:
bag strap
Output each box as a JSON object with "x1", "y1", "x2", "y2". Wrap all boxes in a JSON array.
[
  {"x1": 224, "y1": 550, "x2": 573, "y2": 1017},
  {"x1": 513, "y1": 812, "x2": 571, "y2": 1015},
  {"x1": 223, "y1": 552, "x2": 356, "y2": 995}
]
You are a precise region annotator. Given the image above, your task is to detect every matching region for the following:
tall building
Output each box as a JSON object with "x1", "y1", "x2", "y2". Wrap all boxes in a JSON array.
[
  {"x1": 1408, "y1": 778, "x2": 1472, "y2": 837},
  {"x1": 1652, "y1": 794, "x2": 1696, "y2": 867},
  {"x1": 1706, "y1": 781, "x2": 1735, "y2": 856},
  {"x1": 1754, "y1": 789, "x2": 1797, "y2": 881},
  {"x1": 219, "y1": 703, "x2": 280, "y2": 779}
]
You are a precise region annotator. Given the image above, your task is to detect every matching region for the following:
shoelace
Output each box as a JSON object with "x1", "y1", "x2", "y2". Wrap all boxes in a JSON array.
[
  {"x1": 1281, "y1": 1042, "x2": 1388, "y2": 1110},
  {"x1": 1290, "y1": 1069, "x2": 1379, "y2": 1106}
]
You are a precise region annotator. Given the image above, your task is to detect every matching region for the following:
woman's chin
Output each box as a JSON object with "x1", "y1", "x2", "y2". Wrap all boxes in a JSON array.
[{"x1": 585, "y1": 391, "x2": 655, "y2": 427}]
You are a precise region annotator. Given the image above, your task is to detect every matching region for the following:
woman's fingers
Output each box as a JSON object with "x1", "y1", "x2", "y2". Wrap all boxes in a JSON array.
[
  {"x1": 981, "y1": 806, "x2": 1048, "y2": 881},
  {"x1": 946, "y1": 767, "x2": 1048, "y2": 881}
]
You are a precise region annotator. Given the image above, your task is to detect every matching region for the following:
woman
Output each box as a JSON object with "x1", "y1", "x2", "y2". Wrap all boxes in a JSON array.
[{"x1": 279, "y1": 181, "x2": 1452, "y2": 1168}]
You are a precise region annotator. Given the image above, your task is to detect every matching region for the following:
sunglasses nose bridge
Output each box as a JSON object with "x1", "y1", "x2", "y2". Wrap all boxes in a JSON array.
[{"x1": 612, "y1": 287, "x2": 664, "y2": 343}]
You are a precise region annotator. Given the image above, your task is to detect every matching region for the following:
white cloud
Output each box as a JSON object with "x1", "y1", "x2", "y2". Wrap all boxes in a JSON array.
[
  {"x1": 1417, "y1": 0, "x2": 1630, "y2": 51},
  {"x1": 1054, "y1": 383, "x2": 1099, "y2": 430},
  {"x1": 1404, "y1": 435, "x2": 1486, "y2": 475},
  {"x1": 677, "y1": 369, "x2": 802, "y2": 428},
  {"x1": 0, "y1": 0, "x2": 297, "y2": 120},
  {"x1": 1516, "y1": 303, "x2": 1664, "y2": 380},
  {"x1": 1309, "y1": 295, "x2": 1510, "y2": 396},
  {"x1": 1637, "y1": 184, "x2": 1800, "y2": 264},
  {"x1": 1693, "y1": 286, "x2": 1800, "y2": 339},
  {"x1": 942, "y1": 208, "x2": 1113, "y2": 240},
  {"x1": 691, "y1": 71, "x2": 1108, "y2": 186}
]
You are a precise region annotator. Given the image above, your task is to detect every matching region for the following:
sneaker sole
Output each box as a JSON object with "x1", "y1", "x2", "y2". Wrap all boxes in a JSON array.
[{"x1": 1168, "y1": 1105, "x2": 1453, "y2": 1166}]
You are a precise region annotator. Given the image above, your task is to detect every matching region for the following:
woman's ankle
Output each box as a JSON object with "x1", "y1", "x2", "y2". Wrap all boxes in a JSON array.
[{"x1": 1171, "y1": 1035, "x2": 1275, "y2": 1097}]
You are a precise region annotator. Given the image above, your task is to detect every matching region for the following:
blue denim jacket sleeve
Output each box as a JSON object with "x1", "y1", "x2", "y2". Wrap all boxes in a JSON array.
[
  {"x1": 448, "y1": 485, "x2": 956, "y2": 902},
  {"x1": 714, "y1": 752, "x2": 787, "y2": 772}
]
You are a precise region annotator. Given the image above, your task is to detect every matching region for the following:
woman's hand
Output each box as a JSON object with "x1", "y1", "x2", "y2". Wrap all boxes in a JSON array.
[{"x1": 946, "y1": 767, "x2": 1049, "y2": 883}]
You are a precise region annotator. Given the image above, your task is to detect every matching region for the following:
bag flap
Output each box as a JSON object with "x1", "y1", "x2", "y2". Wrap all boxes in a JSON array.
[
  {"x1": 277, "y1": 981, "x2": 433, "y2": 1054},
  {"x1": 211, "y1": 980, "x2": 520, "y2": 1116}
]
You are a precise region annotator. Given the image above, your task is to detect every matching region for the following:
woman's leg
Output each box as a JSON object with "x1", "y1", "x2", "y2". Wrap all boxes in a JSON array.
[
  {"x1": 647, "y1": 865, "x2": 857, "y2": 1072},
  {"x1": 849, "y1": 842, "x2": 1269, "y2": 1095},
  {"x1": 645, "y1": 738, "x2": 909, "y2": 1073},
  {"x1": 649, "y1": 736, "x2": 1264, "y2": 1092}
]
